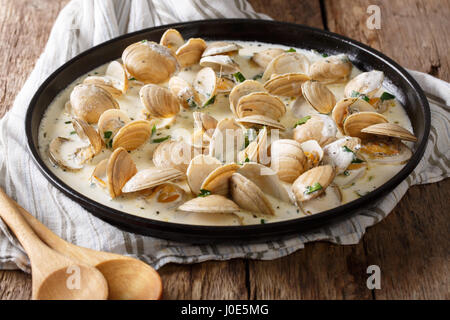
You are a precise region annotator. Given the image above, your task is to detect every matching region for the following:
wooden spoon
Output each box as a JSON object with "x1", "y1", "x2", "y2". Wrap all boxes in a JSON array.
[
  {"x1": 14, "y1": 201, "x2": 163, "y2": 300},
  {"x1": 0, "y1": 188, "x2": 108, "y2": 300}
]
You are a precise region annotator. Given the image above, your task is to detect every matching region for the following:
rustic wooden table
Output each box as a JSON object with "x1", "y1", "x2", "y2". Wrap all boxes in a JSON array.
[{"x1": 0, "y1": 0, "x2": 448, "y2": 300}]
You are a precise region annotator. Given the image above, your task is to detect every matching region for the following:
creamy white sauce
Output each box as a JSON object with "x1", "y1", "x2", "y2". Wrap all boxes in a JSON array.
[{"x1": 38, "y1": 40, "x2": 413, "y2": 226}]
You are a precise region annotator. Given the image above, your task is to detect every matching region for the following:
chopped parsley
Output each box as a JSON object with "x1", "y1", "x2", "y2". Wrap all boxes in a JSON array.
[
  {"x1": 252, "y1": 73, "x2": 263, "y2": 80},
  {"x1": 321, "y1": 53, "x2": 329, "y2": 57},
  {"x1": 108, "y1": 139, "x2": 113, "y2": 148},
  {"x1": 343, "y1": 170, "x2": 350, "y2": 176},
  {"x1": 286, "y1": 48, "x2": 296, "y2": 52},
  {"x1": 342, "y1": 146, "x2": 353, "y2": 153},
  {"x1": 305, "y1": 182, "x2": 323, "y2": 195},
  {"x1": 198, "y1": 189, "x2": 211, "y2": 197},
  {"x1": 244, "y1": 157, "x2": 250, "y2": 163},
  {"x1": 128, "y1": 77, "x2": 136, "y2": 81},
  {"x1": 187, "y1": 97, "x2": 198, "y2": 108},
  {"x1": 151, "y1": 124, "x2": 156, "y2": 137},
  {"x1": 260, "y1": 219, "x2": 266, "y2": 224},
  {"x1": 233, "y1": 71, "x2": 246, "y2": 82},
  {"x1": 103, "y1": 131, "x2": 113, "y2": 139},
  {"x1": 70, "y1": 131, "x2": 76, "y2": 135},
  {"x1": 202, "y1": 95, "x2": 216, "y2": 107},
  {"x1": 294, "y1": 115, "x2": 311, "y2": 127},
  {"x1": 140, "y1": 39, "x2": 147, "y2": 43},
  {"x1": 351, "y1": 157, "x2": 364, "y2": 164},
  {"x1": 152, "y1": 135, "x2": 170, "y2": 143},
  {"x1": 64, "y1": 121, "x2": 72, "y2": 124},
  {"x1": 380, "y1": 92, "x2": 396, "y2": 101},
  {"x1": 351, "y1": 90, "x2": 369, "y2": 102}
]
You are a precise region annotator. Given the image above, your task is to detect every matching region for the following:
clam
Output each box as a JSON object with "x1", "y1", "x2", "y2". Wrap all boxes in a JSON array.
[
  {"x1": 168, "y1": 76, "x2": 199, "y2": 109},
  {"x1": 178, "y1": 195, "x2": 240, "y2": 214},
  {"x1": 193, "y1": 67, "x2": 218, "y2": 107},
  {"x1": 83, "y1": 61, "x2": 128, "y2": 96},
  {"x1": 344, "y1": 70, "x2": 384, "y2": 98},
  {"x1": 301, "y1": 80, "x2": 336, "y2": 114},
  {"x1": 192, "y1": 112, "x2": 218, "y2": 146},
  {"x1": 122, "y1": 167, "x2": 184, "y2": 193},
  {"x1": 236, "y1": 115, "x2": 285, "y2": 130},
  {"x1": 293, "y1": 114, "x2": 337, "y2": 146},
  {"x1": 251, "y1": 48, "x2": 285, "y2": 69},
  {"x1": 361, "y1": 123, "x2": 417, "y2": 142},
  {"x1": 153, "y1": 139, "x2": 197, "y2": 173},
  {"x1": 140, "y1": 84, "x2": 180, "y2": 118},
  {"x1": 230, "y1": 172, "x2": 274, "y2": 216},
  {"x1": 229, "y1": 80, "x2": 265, "y2": 116},
  {"x1": 343, "y1": 112, "x2": 388, "y2": 139},
  {"x1": 238, "y1": 126, "x2": 268, "y2": 164},
  {"x1": 301, "y1": 185, "x2": 342, "y2": 215},
  {"x1": 145, "y1": 183, "x2": 187, "y2": 209},
  {"x1": 200, "y1": 163, "x2": 240, "y2": 196},
  {"x1": 112, "y1": 120, "x2": 153, "y2": 151},
  {"x1": 216, "y1": 77, "x2": 235, "y2": 93},
  {"x1": 122, "y1": 40, "x2": 178, "y2": 83},
  {"x1": 186, "y1": 154, "x2": 222, "y2": 195},
  {"x1": 209, "y1": 118, "x2": 244, "y2": 163},
  {"x1": 48, "y1": 137, "x2": 83, "y2": 171},
  {"x1": 235, "y1": 92, "x2": 286, "y2": 120},
  {"x1": 72, "y1": 118, "x2": 103, "y2": 163},
  {"x1": 69, "y1": 84, "x2": 119, "y2": 123},
  {"x1": 292, "y1": 165, "x2": 335, "y2": 202},
  {"x1": 332, "y1": 97, "x2": 377, "y2": 134},
  {"x1": 199, "y1": 55, "x2": 240, "y2": 75},
  {"x1": 91, "y1": 159, "x2": 108, "y2": 188},
  {"x1": 359, "y1": 138, "x2": 412, "y2": 164},
  {"x1": 202, "y1": 41, "x2": 242, "y2": 57},
  {"x1": 176, "y1": 38, "x2": 207, "y2": 68},
  {"x1": 97, "y1": 109, "x2": 131, "y2": 140},
  {"x1": 159, "y1": 28, "x2": 184, "y2": 53},
  {"x1": 300, "y1": 140, "x2": 324, "y2": 170},
  {"x1": 270, "y1": 139, "x2": 306, "y2": 183},
  {"x1": 262, "y1": 52, "x2": 310, "y2": 81},
  {"x1": 309, "y1": 54, "x2": 352, "y2": 83},
  {"x1": 264, "y1": 73, "x2": 310, "y2": 97},
  {"x1": 237, "y1": 162, "x2": 291, "y2": 203},
  {"x1": 322, "y1": 137, "x2": 362, "y2": 174},
  {"x1": 107, "y1": 147, "x2": 138, "y2": 198}
]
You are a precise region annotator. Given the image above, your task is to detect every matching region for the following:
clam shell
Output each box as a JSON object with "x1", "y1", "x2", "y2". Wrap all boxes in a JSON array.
[
  {"x1": 332, "y1": 98, "x2": 377, "y2": 134},
  {"x1": 309, "y1": 54, "x2": 352, "y2": 83},
  {"x1": 122, "y1": 40, "x2": 178, "y2": 83},
  {"x1": 343, "y1": 112, "x2": 388, "y2": 138},
  {"x1": 153, "y1": 139, "x2": 197, "y2": 173},
  {"x1": 122, "y1": 167, "x2": 184, "y2": 193},
  {"x1": 199, "y1": 55, "x2": 240, "y2": 75},
  {"x1": 300, "y1": 140, "x2": 324, "y2": 170},
  {"x1": 238, "y1": 126, "x2": 269, "y2": 164},
  {"x1": 193, "y1": 112, "x2": 218, "y2": 133},
  {"x1": 97, "y1": 109, "x2": 131, "y2": 139},
  {"x1": 140, "y1": 84, "x2": 180, "y2": 118},
  {"x1": 202, "y1": 41, "x2": 242, "y2": 57},
  {"x1": 146, "y1": 183, "x2": 187, "y2": 209},
  {"x1": 107, "y1": 147, "x2": 138, "y2": 198},
  {"x1": 200, "y1": 163, "x2": 240, "y2": 196},
  {"x1": 262, "y1": 52, "x2": 310, "y2": 81},
  {"x1": 359, "y1": 139, "x2": 412, "y2": 164},
  {"x1": 48, "y1": 137, "x2": 83, "y2": 171},
  {"x1": 361, "y1": 123, "x2": 417, "y2": 142},
  {"x1": 251, "y1": 48, "x2": 284, "y2": 69},
  {"x1": 292, "y1": 165, "x2": 335, "y2": 202},
  {"x1": 91, "y1": 159, "x2": 108, "y2": 188},
  {"x1": 236, "y1": 115, "x2": 285, "y2": 130},
  {"x1": 209, "y1": 118, "x2": 244, "y2": 163},
  {"x1": 301, "y1": 80, "x2": 336, "y2": 113},
  {"x1": 193, "y1": 67, "x2": 218, "y2": 107},
  {"x1": 270, "y1": 139, "x2": 306, "y2": 183},
  {"x1": 160, "y1": 28, "x2": 184, "y2": 53},
  {"x1": 176, "y1": 38, "x2": 207, "y2": 68},
  {"x1": 235, "y1": 92, "x2": 286, "y2": 120},
  {"x1": 186, "y1": 154, "x2": 222, "y2": 195},
  {"x1": 301, "y1": 185, "x2": 342, "y2": 215},
  {"x1": 168, "y1": 76, "x2": 199, "y2": 108},
  {"x1": 69, "y1": 84, "x2": 119, "y2": 124},
  {"x1": 178, "y1": 195, "x2": 240, "y2": 214},
  {"x1": 229, "y1": 80, "x2": 266, "y2": 116},
  {"x1": 293, "y1": 114, "x2": 337, "y2": 146},
  {"x1": 230, "y1": 172, "x2": 274, "y2": 216},
  {"x1": 264, "y1": 73, "x2": 310, "y2": 97},
  {"x1": 344, "y1": 70, "x2": 384, "y2": 98},
  {"x1": 216, "y1": 77, "x2": 235, "y2": 93},
  {"x1": 72, "y1": 118, "x2": 103, "y2": 163},
  {"x1": 112, "y1": 120, "x2": 152, "y2": 151},
  {"x1": 83, "y1": 61, "x2": 128, "y2": 96}
]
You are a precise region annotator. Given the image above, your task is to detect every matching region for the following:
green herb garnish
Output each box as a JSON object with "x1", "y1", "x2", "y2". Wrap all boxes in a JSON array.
[
  {"x1": 70, "y1": 131, "x2": 76, "y2": 135},
  {"x1": 351, "y1": 157, "x2": 364, "y2": 164},
  {"x1": 64, "y1": 121, "x2": 72, "y2": 124},
  {"x1": 360, "y1": 94, "x2": 370, "y2": 102},
  {"x1": 380, "y1": 92, "x2": 396, "y2": 101},
  {"x1": 140, "y1": 39, "x2": 147, "y2": 43},
  {"x1": 343, "y1": 170, "x2": 350, "y2": 176},
  {"x1": 342, "y1": 146, "x2": 353, "y2": 153},
  {"x1": 351, "y1": 90, "x2": 360, "y2": 97},
  {"x1": 202, "y1": 95, "x2": 216, "y2": 108},
  {"x1": 152, "y1": 135, "x2": 170, "y2": 143},
  {"x1": 322, "y1": 53, "x2": 329, "y2": 57},
  {"x1": 260, "y1": 219, "x2": 266, "y2": 224},
  {"x1": 305, "y1": 182, "x2": 323, "y2": 195},
  {"x1": 187, "y1": 97, "x2": 198, "y2": 108},
  {"x1": 286, "y1": 48, "x2": 296, "y2": 52},
  {"x1": 233, "y1": 71, "x2": 246, "y2": 83},
  {"x1": 294, "y1": 115, "x2": 311, "y2": 127},
  {"x1": 244, "y1": 157, "x2": 250, "y2": 163},
  {"x1": 198, "y1": 189, "x2": 211, "y2": 197},
  {"x1": 128, "y1": 77, "x2": 136, "y2": 81},
  {"x1": 252, "y1": 73, "x2": 263, "y2": 80},
  {"x1": 103, "y1": 131, "x2": 113, "y2": 139},
  {"x1": 108, "y1": 139, "x2": 113, "y2": 148},
  {"x1": 151, "y1": 124, "x2": 156, "y2": 137}
]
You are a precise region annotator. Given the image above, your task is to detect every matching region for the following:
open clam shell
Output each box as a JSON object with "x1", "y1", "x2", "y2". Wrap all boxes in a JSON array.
[
  {"x1": 168, "y1": 76, "x2": 199, "y2": 109},
  {"x1": 344, "y1": 70, "x2": 384, "y2": 98},
  {"x1": 48, "y1": 137, "x2": 83, "y2": 171},
  {"x1": 262, "y1": 52, "x2": 310, "y2": 81},
  {"x1": 153, "y1": 139, "x2": 197, "y2": 173},
  {"x1": 145, "y1": 183, "x2": 187, "y2": 209},
  {"x1": 239, "y1": 126, "x2": 268, "y2": 164},
  {"x1": 200, "y1": 163, "x2": 240, "y2": 196},
  {"x1": 236, "y1": 115, "x2": 285, "y2": 130},
  {"x1": 251, "y1": 48, "x2": 284, "y2": 69},
  {"x1": 292, "y1": 165, "x2": 336, "y2": 202},
  {"x1": 186, "y1": 154, "x2": 222, "y2": 195},
  {"x1": 235, "y1": 92, "x2": 286, "y2": 120},
  {"x1": 160, "y1": 28, "x2": 185, "y2": 53},
  {"x1": 122, "y1": 167, "x2": 184, "y2": 193},
  {"x1": 69, "y1": 84, "x2": 119, "y2": 124},
  {"x1": 332, "y1": 97, "x2": 377, "y2": 134},
  {"x1": 72, "y1": 118, "x2": 103, "y2": 163},
  {"x1": 216, "y1": 77, "x2": 235, "y2": 93},
  {"x1": 301, "y1": 80, "x2": 336, "y2": 114},
  {"x1": 91, "y1": 159, "x2": 108, "y2": 188},
  {"x1": 300, "y1": 140, "x2": 324, "y2": 170},
  {"x1": 270, "y1": 139, "x2": 307, "y2": 183},
  {"x1": 122, "y1": 40, "x2": 178, "y2": 83},
  {"x1": 309, "y1": 54, "x2": 352, "y2": 83},
  {"x1": 178, "y1": 194, "x2": 240, "y2": 214},
  {"x1": 209, "y1": 118, "x2": 244, "y2": 163},
  {"x1": 107, "y1": 147, "x2": 138, "y2": 198},
  {"x1": 176, "y1": 38, "x2": 207, "y2": 68},
  {"x1": 343, "y1": 112, "x2": 388, "y2": 139},
  {"x1": 230, "y1": 172, "x2": 275, "y2": 216},
  {"x1": 301, "y1": 185, "x2": 342, "y2": 215},
  {"x1": 264, "y1": 73, "x2": 310, "y2": 97},
  {"x1": 199, "y1": 55, "x2": 240, "y2": 75},
  {"x1": 229, "y1": 80, "x2": 266, "y2": 116},
  {"x1": 83, "y1": 61, "x2": 129, "y2": 96},
  {"x1": 97, "y1": 109, "x2": 131, "y2": 140},
  {"x1": 140, "y1": 84, "x2": 180, "y2": 118},
  {"x1": 193, "y1": 67, "x2": 218, "y2": 107},
  {"x1": 112, "y1": 120, "x2": 152, "y2": 151},
  {"x1": 359, "y1": 139, "x2": 412, "y2": 164},
  {"x1": 202, "y1": 41, "x2": 242, "y2": 57},
  {"x1": 361, "y1": 123, "x2": 417, "y2": 142},
  {"x1": 293, "y1": 114, "x2": 337, "y2": 146}
]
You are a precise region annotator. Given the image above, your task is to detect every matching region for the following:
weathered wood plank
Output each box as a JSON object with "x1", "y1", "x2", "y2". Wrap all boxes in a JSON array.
[
  {"x1": 324, "y1": 0, "x2": 450, "y2": 299},
  {"x1": 0, "y1": 270, "x2": 31, "y2": 300}
]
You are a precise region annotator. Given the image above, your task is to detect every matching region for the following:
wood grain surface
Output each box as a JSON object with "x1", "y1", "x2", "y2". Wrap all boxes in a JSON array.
[{"x1": 0, "y1": 0, "x2": 448, "y2": 300}]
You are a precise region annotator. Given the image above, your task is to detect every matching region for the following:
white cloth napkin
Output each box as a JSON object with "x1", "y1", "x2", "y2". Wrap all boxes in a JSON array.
[{"x1": 0, "y1": 0, "x2": 448, "y2": 272}]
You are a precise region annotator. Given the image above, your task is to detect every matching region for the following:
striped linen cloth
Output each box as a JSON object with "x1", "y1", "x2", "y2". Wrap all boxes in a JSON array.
[{"x1": 0, "y1": 0, "x2": 448, "y2": 272}]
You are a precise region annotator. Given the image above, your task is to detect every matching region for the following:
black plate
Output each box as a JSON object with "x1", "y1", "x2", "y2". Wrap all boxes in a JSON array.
[{"x1": 26, "y1": 19, "x2": 430, "y2": 242}]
